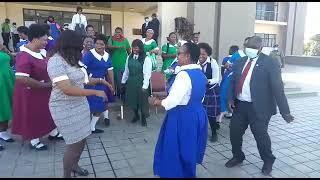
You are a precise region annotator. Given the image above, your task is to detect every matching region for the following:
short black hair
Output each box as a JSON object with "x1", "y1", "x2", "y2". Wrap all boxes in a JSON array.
[
  {"x1": 48, "y1": 16, "x2": 54, "y2": 20},
  {"x1": 12, "y1": 22, "x2": 16, "y2": 25},
  {"x1": 115, "y1": 27, "x2": 123, "y2": 32},
  {"x1": 246, "y1": 36, "x2": 263, "y2": 49},
  {"x1": 94, "y1": 34, "x2": 107, "y2": 45},
  {"x1": 28, "y1": 24, "x2": 47, "y2": 41},
  {"x1": 192, "y1": 32, "x2": 200, "y2": 36},
  {"x1": 229, "y1": 45, "x2": 239, "y2": 55},
  {"x1": 5, "y1": 18, "x2": 9, "y2": 22},
  {"x1": 41, "y1": 24, "x2": 51, "y2": 36},
  {"x1": 152, "y1": 13, "x2": 157, "y2": 17},
  {"x1": 52, "y1": 30, "x2": 83, "y2": 67},
  {"x1": 76, "y1": 6, "x2": 83, "y2": 12},
  {"x1": 198, "y1": 42, "x2": 212, "y2": 56},
  {"x1": 86, "y1": 24, "x2": 94, "y2": 31},
  {"x1": 144, "y1": 17, "x2": 149, "y2": 20},
  {"x1": 17, "y1": 26, "x2": 29, "y2": 35},
  {"x1": 183, "y1": 42, "x2": 200, "y2": 63}
]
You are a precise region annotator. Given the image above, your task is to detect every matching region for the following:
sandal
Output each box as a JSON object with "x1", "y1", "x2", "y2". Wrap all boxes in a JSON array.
[
  {"x1": 72, "y1": 167, "x2": 89, "y2": 177},
  {"x1": 29, "y1": 142, "x2": 47, "y2": 151},
  {"x1": 48, "y1": 133, "x2": 64, "y2": 141}
]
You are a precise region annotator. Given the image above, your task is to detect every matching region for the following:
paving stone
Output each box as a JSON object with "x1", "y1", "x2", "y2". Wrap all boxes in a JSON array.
[
  {"x1": 89, "y1": 148, "x2": 105, "y2": 157},
  {"x1": 105, "y1": 147, "x2": 122, "y2": 154},
  {"x1": 78, "y1": 157, "x2": 92, "y2": 166},
  {"x1": 114, "y1": 167, "x2": 134, "y2": 178},
  {"x1": 278, "y1": 157, "x2": 299, "y2": 166},
  {"x1": 93, "y1": 162, "x2": 112, "y2": 173},
  {"x1": 280, "y1": 166, "x2": 309, "y2": 178},
  {"x1": 95, "y1": 170, "x2": 115, "y2": 178},
  {"x1": 108, "y1": 152, "x2": 126, "y2": 162},
  {"x1": 292, "y1": 164, "x2": 314, "y2": 173},
  {"x1": 111, "y1": 159, "x2": 129, "y2": 170},
  {"x1": 240, "y1": 164, "x2": 261, "y2": 175},
  {"x1": 271, "y1": 169, "x2": 289, "y2": 178}
]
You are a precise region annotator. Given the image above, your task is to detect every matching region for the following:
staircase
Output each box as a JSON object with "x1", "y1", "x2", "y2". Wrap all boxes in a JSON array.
[{"x1": 284, "y1": 86, "x2": 318, "y2": 99}]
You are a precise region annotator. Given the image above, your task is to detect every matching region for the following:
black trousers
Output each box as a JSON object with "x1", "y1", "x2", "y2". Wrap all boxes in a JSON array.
[
  {"x1": 229, "y1": 100, "x2": 275, "y2": 163},
  {"x1": 1, "y1": 33, "x2": 10, "y2": 50}
]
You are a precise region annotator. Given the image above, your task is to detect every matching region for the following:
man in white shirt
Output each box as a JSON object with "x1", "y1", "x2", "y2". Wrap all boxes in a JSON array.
[
  {"x1": 225, "y1": 36, "x2": 294, "y2": 175},
  {"x1": 70, "y1": 6, "x2": 87, "y2": 37}
]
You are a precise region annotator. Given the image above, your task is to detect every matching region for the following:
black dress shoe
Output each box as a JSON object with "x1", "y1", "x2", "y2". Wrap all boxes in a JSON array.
[
  {"x1": 48, "y1": 133, "x2": 64, "y2": 141},
  {"x1": 131, "y1": 116, "x2": 139, "y2": 123},
  {"x1": 262, "y1": 159, "x2": 275, "y2": 176},
  {"x1": 210, "y1": 133, "x2": 218, "y2": 142},
  {"x1": 141, "y1": 118, "x2": 147, "y2": 127},
  {"x1": 104, "y1": 118, "x2": 110, "y2": 126},
  {"x1": 225, "y1": 157, "x2": 245, "y2": 168},
  {"x1": 92, "y1": 129, "x2": 104, "y2": 134}
]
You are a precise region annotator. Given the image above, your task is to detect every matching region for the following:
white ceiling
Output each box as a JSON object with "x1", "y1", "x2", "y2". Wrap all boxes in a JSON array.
[{"x1": 39, "y1": 2, "x2": 158, "y2": 14}]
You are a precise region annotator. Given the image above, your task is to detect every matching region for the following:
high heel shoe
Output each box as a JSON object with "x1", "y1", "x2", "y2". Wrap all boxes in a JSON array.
[{"x1": 72, "y1": 167, "x2": 89, "y2": 176}]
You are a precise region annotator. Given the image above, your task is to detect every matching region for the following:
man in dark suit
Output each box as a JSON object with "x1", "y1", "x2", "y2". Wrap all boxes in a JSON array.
[
  {"x1": 148, "y1": 13, "x2": 160, "y2": 44},
  {"x1": 225, "y1": 36, "x2": 294, "y2": 175},
  {"x1": 141, "y1": 17, "x2": 150, "y2": 38}
]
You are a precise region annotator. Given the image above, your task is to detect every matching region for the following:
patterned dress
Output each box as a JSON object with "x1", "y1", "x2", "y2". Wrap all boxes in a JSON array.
[
  {"x1": 83, "y1": 49, "x2": 115, "y2": 113},
  {"x1": 47, "y1": 54, "x2": 91, "y2": 144},
  {"x1": 12, "y1": 45, "x2": 56, "y2": 140}
]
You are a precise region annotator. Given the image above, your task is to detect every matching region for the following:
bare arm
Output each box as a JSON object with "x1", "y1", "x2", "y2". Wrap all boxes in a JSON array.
[
  {"x1": 16, "y1": 76, "x2": 52, "y2": 88},
  {"x1": 107, "y1": 70, "x2": 115, "y2": 93},
  {"x1": 55, "y1": 79, "x2": 104, "y2": 98}
]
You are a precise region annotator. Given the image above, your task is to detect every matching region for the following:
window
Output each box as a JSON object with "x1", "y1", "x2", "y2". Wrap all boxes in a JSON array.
[
  {"x1": 256, "y1": 2, "x2": 279, "y2": 21},
  {"x1": 23, "y1": 9, "x2": 111, "y2": 35},
  {"x1": 255, "y1": 33, "x2": 277, "y2": 47}
]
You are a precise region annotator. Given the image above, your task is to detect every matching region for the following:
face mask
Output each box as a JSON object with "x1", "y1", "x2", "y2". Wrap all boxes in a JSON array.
[
  {"x1": 145, "y1": 19, "x2": 149, "y2": 23},
  {"x1": 274, "y1": 47, "x2": 278, "y2": 51},
  {"x1": 245, "y1": 48, "x2": 259, "y2": 59}
]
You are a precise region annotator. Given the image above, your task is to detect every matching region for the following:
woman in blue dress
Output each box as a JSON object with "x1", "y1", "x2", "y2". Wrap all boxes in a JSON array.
[
  {"x1": 83, "y1": 34, "x2": 115, "y2": 132},
  {"x1": 149, "y1": 42, "x2": 208, "y2": 178}
]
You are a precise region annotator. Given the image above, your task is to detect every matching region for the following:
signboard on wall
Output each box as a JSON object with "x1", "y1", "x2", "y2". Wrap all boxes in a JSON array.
[{"x1": 24, "y1": 21, "x2": 36, "y2": 28}]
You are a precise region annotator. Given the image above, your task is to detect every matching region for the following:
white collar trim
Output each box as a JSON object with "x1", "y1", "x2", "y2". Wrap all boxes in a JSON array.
[
  {"x1": 90, "y1": 48, "x2": 109, "y2": 61},
  {"x1": 48, "y1": 36, "x2": 54, "y2": 40},
  {"x1": 197, "y1": 56, "x2": 211, "y2": 66},
  {"x1": 180, "y1": 64, "x2": 201, "y2": 71},
  {"x1": 239, "y1": 50, "x2": 246, "y2": 57},
  {"x1": 20, "y1": 45, "x2": 46, "y2": 59},
  {"x1": 142, "y1": 38, "x2": 155, "y2": 45}
]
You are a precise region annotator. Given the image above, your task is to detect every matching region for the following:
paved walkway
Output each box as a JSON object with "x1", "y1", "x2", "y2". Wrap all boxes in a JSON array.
[{"x1": 1, "y1": 65, "x2": 320, "y2": 178}]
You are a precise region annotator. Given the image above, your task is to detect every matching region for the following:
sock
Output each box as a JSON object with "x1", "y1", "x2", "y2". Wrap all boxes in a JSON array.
[
  {"x1": 49, "y1": 128, "x2": 58, "y2": 136},
  {"x1": 0, "y1": 131, "x2": 11, "y2": 140},
  {"x1": 91, "y1": 116, "x2": 100, "y2": 131},
  {"x1": 30, "y1": 138, "x2": 40, "y2": 146},
  {"x1": 103, "y1": 110, "x2": 109, "y2": 119}
]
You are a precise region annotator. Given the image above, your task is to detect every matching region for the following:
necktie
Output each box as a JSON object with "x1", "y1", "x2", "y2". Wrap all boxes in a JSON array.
[
  {"x1": 236, "y1": 59, "x2": 254, "y2": 96},
  {"x1": 201, "y1": 63, "x2": 206, "y2": 72}
]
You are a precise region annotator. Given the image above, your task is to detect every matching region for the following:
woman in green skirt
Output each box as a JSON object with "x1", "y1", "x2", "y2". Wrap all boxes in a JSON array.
[
  {"x1": 107, "y1": 27, "x2": 131, "y2": 96},
  {"x1": 121, "y1": 39, "x2": 152, "y2": 127},
  {"x1": 161, "y1": 32, "x2": 178, "y2": 79},
  {"x1": 142, "y1": 29, "x2": 159, "y2": 71},
  {"x1": 0, "y1": 45, "x2": 15, "y2": 150}
]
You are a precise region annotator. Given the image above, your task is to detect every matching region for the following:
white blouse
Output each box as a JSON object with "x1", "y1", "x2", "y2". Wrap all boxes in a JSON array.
[
  {"x1": 121, "y1": 55, "x2": 152, "y2": 90},
  {"x1": 161, "y1": 64, "x2": 204, "y2": 111},
  {"x1": 70, "y1": 13, "x2": 87, "y2": 31},
  {"x1": 198, "y1": 56, "x2": 220, "y2": 85}
]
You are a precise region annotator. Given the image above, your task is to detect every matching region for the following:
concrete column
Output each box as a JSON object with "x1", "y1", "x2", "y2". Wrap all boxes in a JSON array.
[
  {"x1": 285, "y1": 2, "x2": 307, "y2": 56},
  {"x1": 193, "y1": 2, "x2": 217, "y2": 57},
  {"x1": 158, "y1": 2, "x2": 188, "y2": 47},
  {"x1": 0, "y1": 2, "x2": 7, "y2": 44},
  {"x1": 218, "y1": 2, "x2": 256, "y2": 62}
]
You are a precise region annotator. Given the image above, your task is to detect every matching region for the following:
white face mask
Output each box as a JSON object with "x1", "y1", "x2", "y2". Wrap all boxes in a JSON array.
[
  {"x1": 245, "y1": 48, "x2": 259, "y2": 59},
  {"x1": 274, "y1": 47, "x2": 278, "y2": 51}
]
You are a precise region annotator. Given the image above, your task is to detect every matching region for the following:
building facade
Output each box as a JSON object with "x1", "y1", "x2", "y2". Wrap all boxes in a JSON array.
[{"x1": 0, "y1": 2, "x2": 306, "y2": 62}]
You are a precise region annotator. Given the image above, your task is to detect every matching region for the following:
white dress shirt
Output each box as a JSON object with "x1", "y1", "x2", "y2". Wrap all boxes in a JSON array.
[
  {"x1": 70, "y1": 13, "x2": 87, "y2": 31},
  {"x1": 237, "y1": 56, "x2": 258, "y2": 102},
  {"x1": 161, "y1": 64, "x2": 204, "y2": 111},
  {"x1": 198, "y1": 57, "x2": 220, "y2": 85},
  {"x1": 121, "y1": 55, "x2": 152, "y2": 90}
]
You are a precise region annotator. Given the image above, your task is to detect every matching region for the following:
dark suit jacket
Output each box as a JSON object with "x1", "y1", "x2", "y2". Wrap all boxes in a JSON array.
[
  {"x1": 149, "y1": 18, "x2": 160, "y2": 38},
  {"x1": 141, "y1": 23, "x2": 148, "y2": 38},
  {"x1": 228, "y1": 53, "x2": 290, "y2": 120}
]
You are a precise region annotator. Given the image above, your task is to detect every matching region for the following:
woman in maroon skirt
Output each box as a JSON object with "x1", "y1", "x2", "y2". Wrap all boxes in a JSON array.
[{"x1": 12, "y1": 24, "x2": 63, "y2": 151}]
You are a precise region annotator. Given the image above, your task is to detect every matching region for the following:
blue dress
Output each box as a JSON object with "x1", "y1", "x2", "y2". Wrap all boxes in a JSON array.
[
  {"x1": 50, "y1": 23, "x2": 60, "y2": 41},
  {"x1": 83, "y1": 49, "x2": 115, "y2": 113},
  {"x1": 154, "y1": 68, "x2": 208, "y2": 178}
]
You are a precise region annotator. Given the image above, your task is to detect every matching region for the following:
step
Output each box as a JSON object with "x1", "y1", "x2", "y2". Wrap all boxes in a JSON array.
[
  {"x1": 284, "y1": 87, "x2": 302, "y2": 92},
  {"x1": 285, "y1": 91, "x2": 318, "y2": 98}
]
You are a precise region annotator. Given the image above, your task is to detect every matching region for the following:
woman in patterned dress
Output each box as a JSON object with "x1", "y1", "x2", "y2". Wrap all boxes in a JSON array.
[
  {"x1": 83, "y1": 34, "x2": 115, "y2": 131},
  {"x1": 47, "y1": 30, "x2": 109, "y2": 178},
  {"x1": 12, "y1": 24, "x2": 63, "y2": 151},
  {"x1": 198, "y1": 43, "x2": 221, "y2": 142}
]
